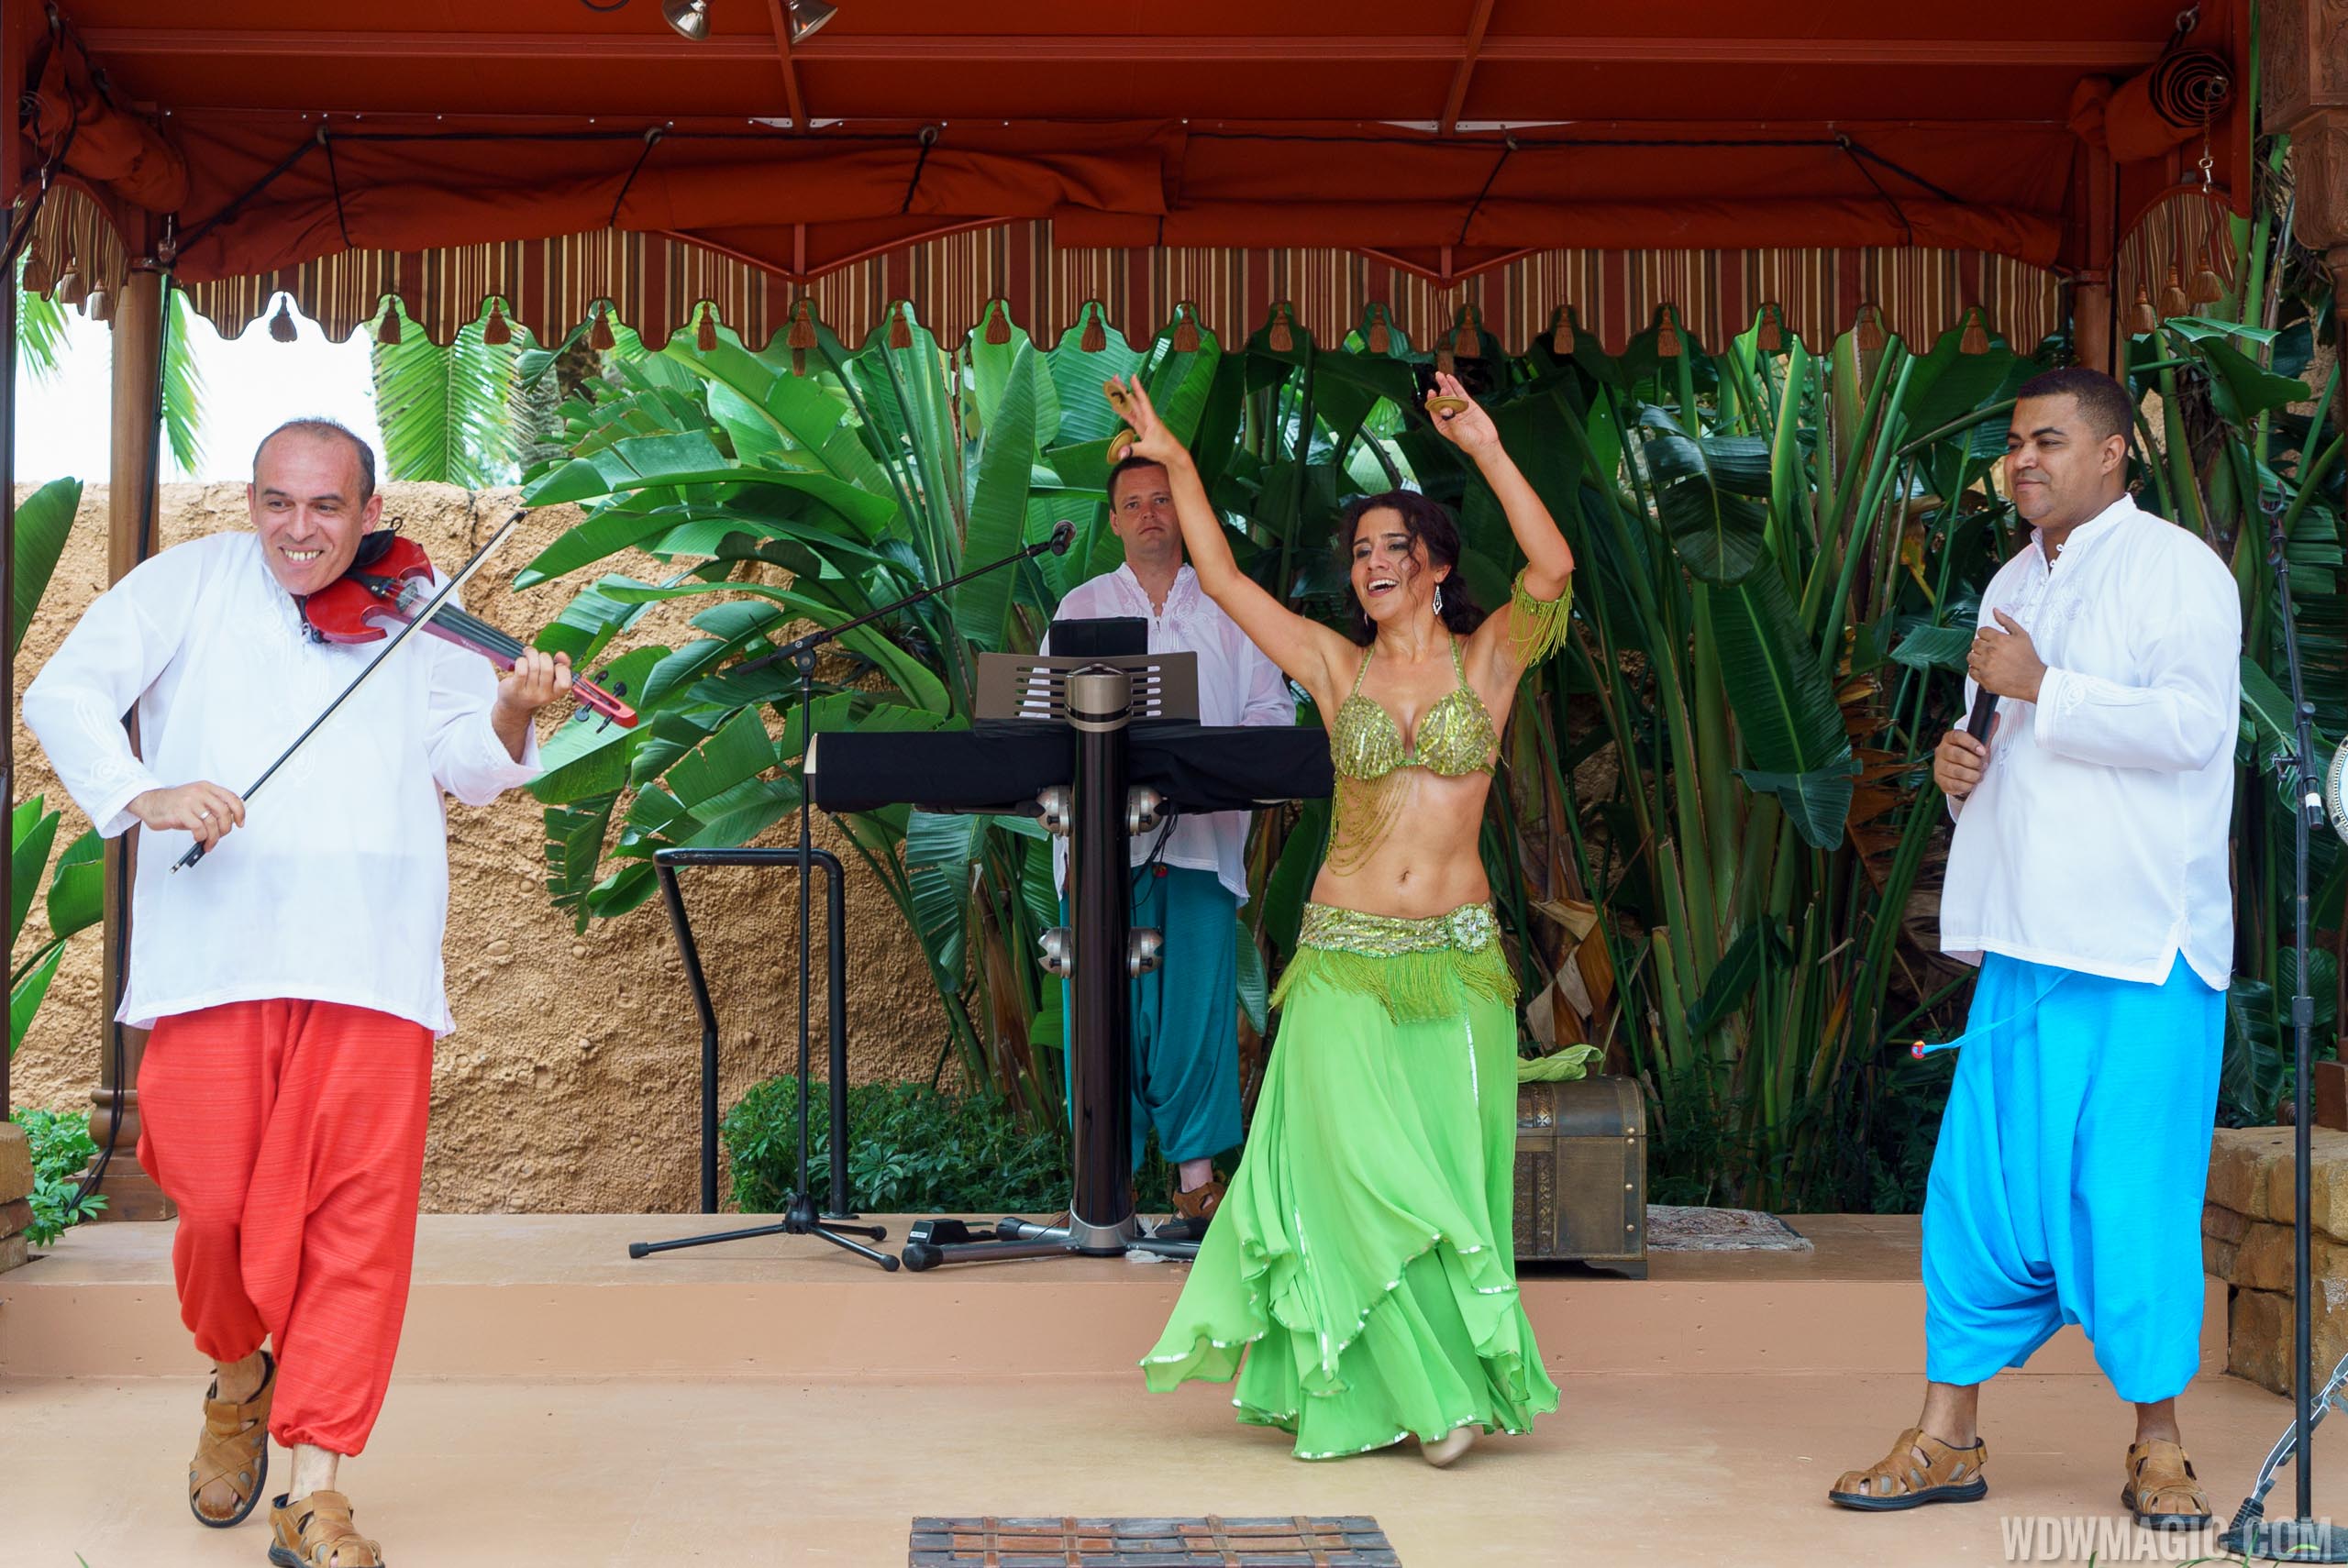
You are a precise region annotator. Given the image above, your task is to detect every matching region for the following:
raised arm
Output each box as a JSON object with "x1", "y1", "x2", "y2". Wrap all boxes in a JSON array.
[
  {"x1": 1423, "y1": 372, "x2": 1577, "y2": 679},
  {"x1": 1113, "y1": 375, "x2": 1353, "y2": 703}
]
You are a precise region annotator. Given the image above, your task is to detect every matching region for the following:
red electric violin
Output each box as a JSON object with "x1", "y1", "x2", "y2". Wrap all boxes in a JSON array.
[
  {"x1": 301, "y1": 530, "x2": 638, "y2": 728},
  {"x1": 177, "y1": 513, "x2": 631, "y2": 874}
]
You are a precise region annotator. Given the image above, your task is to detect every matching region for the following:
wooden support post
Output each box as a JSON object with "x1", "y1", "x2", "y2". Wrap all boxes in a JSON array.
[
  {"x1": 2074, "y1": 273, "x2": 2114, "y2": 377},
  {"x1": 2076, "y1": 138, "x2": 2120, "y2": 376},
  {"x1": 2265, "y1": 0, "x2": 2348, "y2": 429},
  {"x1": 86, "y1": 265, "x2": 172, "y2": 1221},
  {"x1": 1, "y1": 0, "x2": 23, "y2": 1123}
]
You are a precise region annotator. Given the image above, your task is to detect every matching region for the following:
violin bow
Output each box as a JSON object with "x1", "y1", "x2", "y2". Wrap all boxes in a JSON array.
[{"x1": 174, "y1": 512, "x2": 525, "y2": 873}]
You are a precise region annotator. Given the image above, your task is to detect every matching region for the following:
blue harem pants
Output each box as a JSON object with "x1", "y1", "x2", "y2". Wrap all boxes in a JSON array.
[
  {"x1": 1062, "y1": 866, "x2": 1243, "y2": 1171},
  {"x1": 1922, "y1": 953, "x2": 2223, "y2": 1404}
]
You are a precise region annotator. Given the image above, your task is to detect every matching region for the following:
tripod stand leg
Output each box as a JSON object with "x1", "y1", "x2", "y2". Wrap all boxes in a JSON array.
[
  {"x1": 812, "y1": 1222, "x2": 902, "y2": 1271},
  {"x1": 628, "y1": 1220, "x2": 799, "y2": 1259}
]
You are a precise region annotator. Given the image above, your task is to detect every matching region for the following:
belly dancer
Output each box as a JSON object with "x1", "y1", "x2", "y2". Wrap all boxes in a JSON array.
[{"x1": 1116, "y1": 371, "x2": 1576, "y2": 1464}]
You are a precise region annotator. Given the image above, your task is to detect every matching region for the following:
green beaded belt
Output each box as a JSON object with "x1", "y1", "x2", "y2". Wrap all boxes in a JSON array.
[{"x1": 1296, "y1": 901, "x2": 1501, "y2": 958}]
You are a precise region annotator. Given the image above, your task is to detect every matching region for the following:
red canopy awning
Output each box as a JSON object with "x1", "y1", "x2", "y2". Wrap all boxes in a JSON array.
[{"x1": 11, "y1": 1, "x2": 2254, "y2": 346}]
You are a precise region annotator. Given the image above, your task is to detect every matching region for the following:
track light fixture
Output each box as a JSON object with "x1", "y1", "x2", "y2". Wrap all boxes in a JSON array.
[
  {"x1": 786, "y1": 0, "x2": 836, "y2": 42},
  {"x1": 651, "y1": 0, "x2": 835, "y2": 42}
]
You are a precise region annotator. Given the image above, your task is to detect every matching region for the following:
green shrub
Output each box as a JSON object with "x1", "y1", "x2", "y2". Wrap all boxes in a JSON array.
[
  {"x1": 723, "y1": 1078, "x2": 1076, "y2": 1215},
  {"x1": 10, "y1": 1108, "x2": 106, "y2": 1245}
]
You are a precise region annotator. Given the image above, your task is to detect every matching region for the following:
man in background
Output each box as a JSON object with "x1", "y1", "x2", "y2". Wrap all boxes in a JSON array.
[{"x1": 1047, "y1": 454, "x2": 1293, "y2": 1237}]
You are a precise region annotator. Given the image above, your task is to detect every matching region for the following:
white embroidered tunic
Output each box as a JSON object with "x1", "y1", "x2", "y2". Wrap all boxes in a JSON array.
[
  {"x1": 1044, "y1": 563, "x2": 1294, "y2": 904},
  {"x1": 23, "y1": 532, "x2": 541, "y2": 1036},
  {"x1": 1942, "y1": 495, "x2": 2240, "y2": 989}
]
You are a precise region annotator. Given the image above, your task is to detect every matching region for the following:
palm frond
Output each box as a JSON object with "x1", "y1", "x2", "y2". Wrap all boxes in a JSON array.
[
  {"x1": 371, "y1": 320, "x2": 523, "y2": 485},
  {"x1": 13, "y1": 258, "x2": 68, "y2": 381},
  {"x1": 161, "y1": 288, "x2": 207, "y2": 474}
]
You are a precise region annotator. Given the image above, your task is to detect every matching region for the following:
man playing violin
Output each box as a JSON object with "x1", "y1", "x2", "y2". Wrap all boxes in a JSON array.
[{"x1": 24, "y1": 418, "x2": 570, "y2": 1568}]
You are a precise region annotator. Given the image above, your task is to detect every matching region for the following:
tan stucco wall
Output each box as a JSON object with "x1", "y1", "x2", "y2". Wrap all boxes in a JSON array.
[{"x1": 8, "y1": 483, "x2": 946, "y2": 1212}]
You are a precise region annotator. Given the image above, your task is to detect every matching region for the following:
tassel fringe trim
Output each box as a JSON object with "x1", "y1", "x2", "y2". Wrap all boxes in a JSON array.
[
  {"x1": 1269, "y1": 939, "x2": 1517, "y2": 1024},
  {"x1": 1507, "y1": 569, "x2": 1573, "y2": 667}
]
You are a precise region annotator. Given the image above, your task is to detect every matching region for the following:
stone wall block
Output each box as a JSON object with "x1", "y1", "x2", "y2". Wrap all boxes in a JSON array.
[
  {"x1": 2235, "y1": 1220, "x2": 2348, "y2": 1293},
  {"x1": 0, "y1": 1124, "x2": 32, "y2": 1205},
  {"x1": 2208, "y1": 1127, "x2": 2291, "y2": 1217},
  {"x1": 2258, "y1": 1128, "x2": 2348, "y2": 1237},
  {"x1": 2230, "y1": 1280, "x2": 2348, "y2": 1397}
]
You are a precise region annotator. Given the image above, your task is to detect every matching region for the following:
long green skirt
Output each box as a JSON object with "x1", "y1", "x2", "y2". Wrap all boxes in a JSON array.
[{"x1": 1139, "y1": 901, "x2": 1560, "y2": 1459}]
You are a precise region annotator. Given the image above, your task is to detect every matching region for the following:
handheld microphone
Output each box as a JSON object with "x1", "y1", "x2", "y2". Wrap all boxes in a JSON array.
[
  {"x1": 1047, "y1": 519, "x2": 1076, "y2": 556},
  {"x1": 1952, "y1": 677, "x2": 1999, "y2": 803},
  {"x1": 1965, "y1": 683, "x2": 1998, "y2": 744}
]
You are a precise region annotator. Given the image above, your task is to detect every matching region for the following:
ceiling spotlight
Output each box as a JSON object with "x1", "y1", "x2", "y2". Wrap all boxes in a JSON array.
[
  {"x1": 654, "y1": 0, "x2": 832, "y2": 42},
  {"x1": 786, "y1": 0, "x2": 836, "y2": 43}
]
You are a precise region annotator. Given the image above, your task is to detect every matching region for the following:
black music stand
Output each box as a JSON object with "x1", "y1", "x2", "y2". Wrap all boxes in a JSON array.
[
  {"x1": 628, "y1": 524, "x2": 1082, "y2": 1272},
  {"x1": 901, "y1": 647, "x2": 1203, "y2": 1269},
  {"x1": 626, "y1": 788, "x2": 893, "y2": 1264},
  {"x1": 627, "y1": 844, "x2": 892, "y2": 1267}
]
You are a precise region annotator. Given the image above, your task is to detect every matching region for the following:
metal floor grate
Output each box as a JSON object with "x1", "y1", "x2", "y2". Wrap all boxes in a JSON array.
[{"x1": 909, "y1": 1516, "x2": 1398, "y2": 1566}]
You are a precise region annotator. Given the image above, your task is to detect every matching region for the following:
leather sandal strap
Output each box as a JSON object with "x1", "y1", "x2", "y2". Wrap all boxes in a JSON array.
[
  {"x1": 277, "y1": 1490, "x2": 386, "y2": 1568},
  {"x1": 1836, "y1": 1426, "x2": 1988, "y2": 1497},
  {"x1": 2127, "y1": 1441, "x2": 2209, "y2": 1514},
  {"x1": 192, "y1": 1424, "x2": 265, "y2": 1491},
  {"x1": 191, "y1": 1354, "x2": 273, "y2": 1496},
  {"x1": 1170, "y1": 1176, "x2": 1224, "y2": 1221}
]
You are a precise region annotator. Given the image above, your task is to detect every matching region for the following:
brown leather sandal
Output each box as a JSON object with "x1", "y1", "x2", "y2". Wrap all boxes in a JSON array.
[
  {"x1": 189, "y1": 1350, "x2": 274, "y2": 1528},
  {"x1": 1828, "y1": 1427, "x2": 1989, "y2": 1510},
  {"x1": 269, "y1": 1490, "x2": 386, "y2": 1568},
  {"x1": 2122, "y1": 1439, "x2": 2211, "y2": 1530},
  {"x1": 1155, "y1": 1172, "x2": 1225, "y2": 1242}
]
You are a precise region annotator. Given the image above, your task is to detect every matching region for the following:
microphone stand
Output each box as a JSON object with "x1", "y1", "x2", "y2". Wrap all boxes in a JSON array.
[
  {"x1": 2221, "y1": 495, "x2": 2348, "y2": 1562},
  {"x1": 629, "y1": 524, "x2": 1073, "y2": 1269}
]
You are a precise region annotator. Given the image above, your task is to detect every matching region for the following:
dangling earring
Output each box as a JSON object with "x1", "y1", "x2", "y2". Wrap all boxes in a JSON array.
[{"x1": 1433, "y1": 582, "x2": 1445, "y2": 616}]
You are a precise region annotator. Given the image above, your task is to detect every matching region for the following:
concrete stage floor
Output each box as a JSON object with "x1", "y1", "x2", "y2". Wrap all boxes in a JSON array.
[{"x1": 2, "y1": 1214, "x2": 2336, "y2": 1566}]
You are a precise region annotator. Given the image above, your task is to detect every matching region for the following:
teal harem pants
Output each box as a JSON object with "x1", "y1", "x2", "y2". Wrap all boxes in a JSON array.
[
  {"x1": 1922, "y1": 953, "x2": 2223, "y2": 1403},
  {"x1": 1061, "y1": 865, "x2": 1243, "y2": 1171}
]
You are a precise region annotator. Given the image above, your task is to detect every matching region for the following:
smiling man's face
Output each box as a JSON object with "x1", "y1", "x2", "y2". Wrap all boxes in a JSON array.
[
  {"x1": 2004, "y1": 393, "x2": 2125, "y2": 531},
  {"x1": 249, "y1": 429, "x2": 382, "y2": 597}
]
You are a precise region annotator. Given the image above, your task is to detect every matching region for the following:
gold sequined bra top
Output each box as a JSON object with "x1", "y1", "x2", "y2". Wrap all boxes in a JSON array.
[
  {"x1": 1321, "y1": 569, "x2": 1574, "y2": 872},
  {"x1": 1330, "y1": 635, "x2": 1497, "y2": 781}
]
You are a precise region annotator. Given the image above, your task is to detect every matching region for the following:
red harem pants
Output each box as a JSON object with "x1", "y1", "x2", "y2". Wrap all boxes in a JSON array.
[{"x1": 136, "y1": 999, "x2": 433, "y2": 1456}]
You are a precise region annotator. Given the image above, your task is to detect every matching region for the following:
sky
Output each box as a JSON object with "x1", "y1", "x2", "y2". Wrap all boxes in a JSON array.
[{"x1": 15, "y1": 295, "x2": 382, "y2": 487}]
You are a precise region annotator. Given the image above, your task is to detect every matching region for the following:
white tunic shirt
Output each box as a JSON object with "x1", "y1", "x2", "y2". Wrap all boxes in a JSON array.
[
  {"x1": 23, "y1": 532, "x2": 540, "y2": 1036},
  {"x1": 1044, "y1": 563, "x2": 1293, "y2": 904},
  {"x1": 1941, "y1": 495, "x2": 2240, "y2": 989}
]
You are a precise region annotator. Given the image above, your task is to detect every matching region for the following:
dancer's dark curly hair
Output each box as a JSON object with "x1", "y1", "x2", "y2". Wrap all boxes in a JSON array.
[{"x1": 1335, "y1": 490, "x2": 1486, "y2": 646}]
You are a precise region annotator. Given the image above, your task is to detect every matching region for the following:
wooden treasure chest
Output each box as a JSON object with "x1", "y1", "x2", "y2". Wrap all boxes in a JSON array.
[{"x1": 1513, "y1": 1073, "x2": 1646, "y2": 1277}]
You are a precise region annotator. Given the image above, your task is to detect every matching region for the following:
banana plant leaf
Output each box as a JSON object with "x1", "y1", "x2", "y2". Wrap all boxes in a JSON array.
[
  {"x1": 2221, "y1": 977, "x2": 2286, "y2": 1126},
  {"x1": 11, "y1": 478, "x2": 82, "y2": 656},
  {"x1": 9, "y1": 798, "x2": 60, "y2": 951},
  {"x1": 10, "y1": 937, "x2": 66, "y2": 1056},
  {"x1": 1707, "y1": 570, "x2": 1859, "y2": 846},
  {"x1": 956, "y1": 342, "x2": 1039, "y2": 653},
  {"x1": 44, "y1": 830, "x2": 102, "y2": 941},
  {"x1": 1889, "y1": 623, "x2": 1973, "y2": 672},
  {"x1": 1643, "y1": 407, "x2": 1770, "y2": 584}
]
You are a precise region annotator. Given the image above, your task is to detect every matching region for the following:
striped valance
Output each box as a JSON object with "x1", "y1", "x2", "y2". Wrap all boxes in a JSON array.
[{"x1": 29, "y1": 184, "x2": 2061, "y2": 359}]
